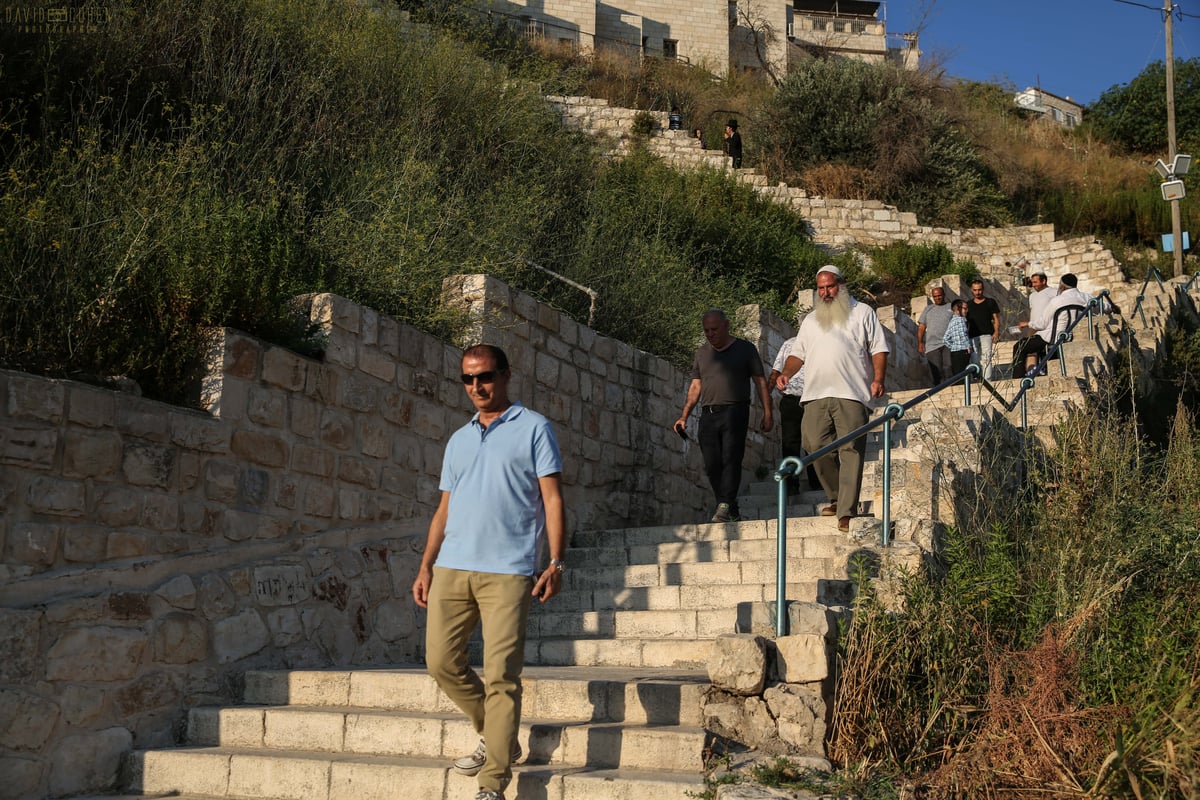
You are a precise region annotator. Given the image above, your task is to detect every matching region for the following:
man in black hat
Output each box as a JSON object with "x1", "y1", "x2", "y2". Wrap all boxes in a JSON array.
[{"x1": 724, "y1": 119, "x2": 742, "y2": 168}]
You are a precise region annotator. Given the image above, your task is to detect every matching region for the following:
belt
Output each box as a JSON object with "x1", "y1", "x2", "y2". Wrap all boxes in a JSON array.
[{"x1": 701, "y1": 403, "x2": 747, "y2": 414}]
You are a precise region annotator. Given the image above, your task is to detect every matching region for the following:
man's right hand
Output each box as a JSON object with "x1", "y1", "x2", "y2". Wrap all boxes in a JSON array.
[
  {"x1": 774, "y1": 374, "x2": 790, "y2": 391},
  {"x1": 411, "y1": 566, "x2": 433, "y2": 609}
]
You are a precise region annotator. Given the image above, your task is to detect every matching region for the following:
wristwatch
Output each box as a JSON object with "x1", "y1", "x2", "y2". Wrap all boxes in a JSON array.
[{"x1": 549, "y1": 558, "x2": 566, "y2": 573}]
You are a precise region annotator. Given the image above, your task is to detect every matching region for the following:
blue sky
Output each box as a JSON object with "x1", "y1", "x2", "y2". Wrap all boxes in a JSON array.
[{"x1": 886, "y1": 1, "x2": 1198, "y2": 106}]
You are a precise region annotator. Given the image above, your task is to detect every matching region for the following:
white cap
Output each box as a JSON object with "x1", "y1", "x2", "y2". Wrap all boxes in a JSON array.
[{"x1": 816, "y1": 264, "x2": 842, "y2": 280}]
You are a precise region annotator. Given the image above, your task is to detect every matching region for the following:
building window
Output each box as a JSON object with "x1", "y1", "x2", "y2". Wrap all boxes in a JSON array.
[
  {"x1": 834, "y1": 21, "x2": 847, "y2": 32},
  {"x1": 1066, "y1": 113, "x2": 1078, "y2": 127},
  {"x1": 851, "y1": 21, "x2": 866, "y2": 33},
  {"x1": 812, "y1": 18, "x2": 827, "y2": 31},
  {"x1": 663, "y1": 39, "x2": 678, "y2": 59}
]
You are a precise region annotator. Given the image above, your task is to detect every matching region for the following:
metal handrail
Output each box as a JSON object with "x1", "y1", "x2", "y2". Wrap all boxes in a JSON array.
[
  {"x1": 1184, "y1": 271, "x2": 1200, "y2": 293},
  {"x1": 1132, "y1": 268, "x2": 1167, "y2": 326},
  {"x1": 768, "y1": 291, "x2": 1113, "y2": 636}
]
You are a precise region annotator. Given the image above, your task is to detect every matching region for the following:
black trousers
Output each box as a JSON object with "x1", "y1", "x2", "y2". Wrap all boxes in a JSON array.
[
  {"x1": 779, "y1": 395, "x2": 819, "y2": 491},
  {"x1": 698, "y1": 403, "x2": 750, "y2": 513}
]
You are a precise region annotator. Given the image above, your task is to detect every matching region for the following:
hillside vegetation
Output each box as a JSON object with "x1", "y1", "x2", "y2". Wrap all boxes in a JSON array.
[{"x1": 0, "y1": 0, "x2": 828, "y2": 402}]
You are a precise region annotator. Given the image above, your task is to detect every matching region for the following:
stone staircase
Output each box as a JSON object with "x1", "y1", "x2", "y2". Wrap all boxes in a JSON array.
[
  {"x1": 80, "y1": 488, "x2": 872, "y2": 800},
  {"x1": 72, "y1": 281, "x2": 1194, "y2": 800}
]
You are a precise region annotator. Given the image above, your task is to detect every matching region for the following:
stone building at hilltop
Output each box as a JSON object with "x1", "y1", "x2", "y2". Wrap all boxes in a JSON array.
[{"x1": 467, "y1": 0, "x2": 919, "y2": 78}]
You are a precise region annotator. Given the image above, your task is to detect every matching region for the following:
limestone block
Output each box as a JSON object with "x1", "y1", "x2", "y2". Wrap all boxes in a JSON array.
[
  {"x1": 0, "y1": 688, "x2": 60, "y2": 750},
  {"x1": 771, "y1": 634, "x2": 829, "y2": 683},
  {"x1": 213, "y1": 609, "x2": 269, "y2": 664},
  {"x1": 266, "y1": 607, "x2": 303, "y2": 647},
  {"x1": 254, "y1": 565, "x2": 309, "y2": 606},
  {"x1": 320, "y1": 409, "x2": 356, "y2": 452},
  {"x1": 48, "y1": 726, "x2": 131, "y2": 797},
  {"x1": 202, "y1": 459, "x2": 240, "y2": 504},
  {"x1": 258, "y1": 347, "x2": 307, "y2": 392},
  {"x1": 60, "y1": 685, "x2": 105, "y2": 726},
  {"x1": 764, "y1": 683, "x2": 826, "y2": 750},
  {"x1": 1, "y1": 425, "x2": 57, "y2": 469},
  {"x1": 62, "y1": 430, "x2": 121, "y2": 479},
  {"x1": 304, "y1": 482, "x2": 335, "y2": 518},
  {"x1": 231, "y1": 430, "x2": 288, "y2": 468},
  {"x1": 154, "y1": 575, "x2": 197, "y2": 610},
  {"x1": 14, "y1": 508, "x2": 59, "y2": 557},
  {"x1": 708, "y1": 634, "x2": 768, "y2": 695},
  {"x1": 121, "y1": 441, "x2": 175, "y2": 488},
  {"x1": 0, "y1": 610, "x2": 39, "y2": 684},
  {"x1": 374, "y1": 597, "x2": 416, "y2": 643},
  {"x1": 140, "y1": 493, "x2": 179, "y2": 532},
  {"x1": 0, "y1": 756, "x2": 41, "y2": 800},
  {"x1": 46, "y1": 626, "x2": 146, "y2": 681},
  {"x1": 6, "y1": 373, "x2": 64, "y2": 422},
  {"x1": 152, "y1": 612, "x2": 208, "y2": 664},
  {"x1": 305, "y1": 362, "x2": 339, "y2": 405},
  {"x1": 115, "y1": 670, "x2": 182, "y2": 716},
  {"x1": 247, "y1": 387, "x2": 287, "y2": 429},
  {"x1": 26, "y1": 476, "x2": 85, "y2": 517},
  {"x1": 63, "y1": 525, "x2": 107, "y2": 562},
  {"x1": 360, "y1": 420, "x2": 391, "y2": 459},
  {"x1": 199, "y1": 574, "x2": 236, "y2": 619}
]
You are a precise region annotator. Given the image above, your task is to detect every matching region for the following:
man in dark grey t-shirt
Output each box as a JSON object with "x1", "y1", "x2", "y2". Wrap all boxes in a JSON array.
[{"x1": 674, "y1": 309, "x2": 773, "y2": 522}]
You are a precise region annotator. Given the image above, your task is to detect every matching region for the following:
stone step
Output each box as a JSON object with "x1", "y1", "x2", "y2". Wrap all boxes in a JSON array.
[
  {"x1": 525, "y1": 636, "x2": 715, "y2": 668},
  {"x1": 128, "y1": 747, "x2": 706, "y2": 800},
  {"x1": 186, "y1": 706, "x2": 708, "y2": 772},
  {"x1": 541, "y1": 578, "x2": 853, "y2": 616},
  {"x1": 572, "y1": 515, "x2": 854, "y2": 549},
  {"x1": 242, "y1": 666, "x2": 708, "y2": 726}
]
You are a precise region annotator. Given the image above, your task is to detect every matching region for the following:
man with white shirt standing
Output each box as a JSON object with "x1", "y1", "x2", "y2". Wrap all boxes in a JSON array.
[{"x1": 775, "y1": 265, "x2": 889, "y2": 532}]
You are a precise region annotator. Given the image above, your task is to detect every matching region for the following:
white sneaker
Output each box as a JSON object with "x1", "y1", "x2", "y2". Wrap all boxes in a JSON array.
[{"x1": 452, "y1": 738, "x2": 523, "y2": 776}]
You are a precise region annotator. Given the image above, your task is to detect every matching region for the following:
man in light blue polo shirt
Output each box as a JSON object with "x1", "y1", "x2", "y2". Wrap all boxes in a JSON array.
[{"x1": 412, "y1": 344, "x2": 566, "y2": 800}]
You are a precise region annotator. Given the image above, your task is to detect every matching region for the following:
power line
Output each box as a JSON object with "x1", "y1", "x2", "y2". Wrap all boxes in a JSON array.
[{"x1": 1113, "y1": 0, "x2": 1200, "y2": 20}]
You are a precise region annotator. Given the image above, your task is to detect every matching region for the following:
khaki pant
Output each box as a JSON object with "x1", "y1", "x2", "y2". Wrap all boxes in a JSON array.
[
  {"x1": 801, "y1": 397, "x2": 869, "y2": 517},
  {"x1": 425, "y1": 567, "x2": 533, "y2": 794}
]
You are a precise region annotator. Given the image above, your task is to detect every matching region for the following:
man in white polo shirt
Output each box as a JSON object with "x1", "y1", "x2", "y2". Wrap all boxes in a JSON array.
[{"x1": 775, "y1": 265, "x2": 889, "y2": 532}]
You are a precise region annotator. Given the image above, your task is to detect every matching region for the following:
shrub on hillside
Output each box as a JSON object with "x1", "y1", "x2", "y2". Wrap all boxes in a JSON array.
[{"x1": 758, "y1": 58, "x2": 1011, "y2": 229}]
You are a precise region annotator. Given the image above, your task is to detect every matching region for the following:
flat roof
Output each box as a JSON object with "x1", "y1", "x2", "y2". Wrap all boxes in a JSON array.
[{"x1": 794, "y1": 0, "x2": 882, "y2": 17}]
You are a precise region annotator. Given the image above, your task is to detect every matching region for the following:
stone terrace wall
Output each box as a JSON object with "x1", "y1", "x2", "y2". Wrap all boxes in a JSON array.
[
  {"x1": 0, "y1": 274, "x2": 787, "y2": 799},
  {"x1": 550, "y1": 95, "x2": 1130, "y2": 297}
]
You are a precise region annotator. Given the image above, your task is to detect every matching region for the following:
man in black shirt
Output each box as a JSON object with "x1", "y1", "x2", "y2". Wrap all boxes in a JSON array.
[
  {"x1": 966, "y1": 279, "x2": 1000, "y2": 380},
  {"x1": 674, "y1": 309, "x2": 773, "y2": 522}
]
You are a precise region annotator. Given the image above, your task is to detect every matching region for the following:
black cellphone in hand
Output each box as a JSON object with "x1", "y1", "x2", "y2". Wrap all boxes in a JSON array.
[{"x1": 674, "y1": 423, "x2": 689, "y2": 441}]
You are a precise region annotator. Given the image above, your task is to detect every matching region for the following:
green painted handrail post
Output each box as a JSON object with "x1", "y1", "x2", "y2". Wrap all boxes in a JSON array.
[
  {"x1": 1020, "y1": 390, "x2": 1028, "y2": 429},
  {"x1": 773, "y1": 456, "x2": 803, "y2": 637},
  {"x1": 881, "y1": 403, "x2": 903, "y2": 547}
]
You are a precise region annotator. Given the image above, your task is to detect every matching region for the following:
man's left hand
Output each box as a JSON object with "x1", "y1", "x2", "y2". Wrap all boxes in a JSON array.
[
  {"x1": 532, "y1": 566, "x2": 563, "y2": 602},
  {"x1": 761, "y1": 411, "x2": 774, "y2": 433},
  {"x1": 870, "y1": 380, "x2": 885, "y2": 399}
]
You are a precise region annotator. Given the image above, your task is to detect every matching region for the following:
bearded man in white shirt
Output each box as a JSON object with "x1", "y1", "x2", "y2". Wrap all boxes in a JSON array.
[{"x1": 775, "y1": 265, "x2": 889, "y2": 533}]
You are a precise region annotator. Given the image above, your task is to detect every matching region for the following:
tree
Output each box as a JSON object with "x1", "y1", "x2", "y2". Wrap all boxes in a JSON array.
[{"x1": 1087, "y1": 58, "x2": 1200, "y2": 155}]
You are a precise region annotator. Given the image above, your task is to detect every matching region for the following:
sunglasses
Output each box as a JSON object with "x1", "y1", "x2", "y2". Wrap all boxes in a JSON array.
[{"x1": 461, "y1": 370, "x2": 499, "y2": 385}]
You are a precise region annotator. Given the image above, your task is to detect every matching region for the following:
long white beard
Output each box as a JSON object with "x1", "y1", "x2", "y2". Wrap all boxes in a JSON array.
[{"x1": 814, "y1": 290, "x2": 852, "y2": 331}]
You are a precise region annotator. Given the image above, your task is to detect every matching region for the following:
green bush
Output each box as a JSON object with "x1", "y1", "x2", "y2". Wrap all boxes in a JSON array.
[
  {"x1": 758, "y1": 59, "x2": 1011, "y2": 229},
  {"x1": 630, "y1": 110, "x2": 658, "y2": 137}
]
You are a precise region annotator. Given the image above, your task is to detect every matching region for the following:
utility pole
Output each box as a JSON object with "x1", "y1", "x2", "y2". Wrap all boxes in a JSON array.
[{"x1": 1165, "y1": 0, "x2": 1185, "y2": 276}]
